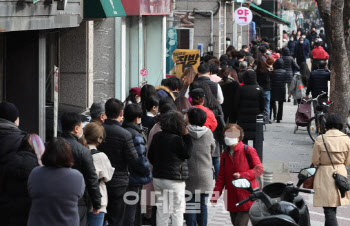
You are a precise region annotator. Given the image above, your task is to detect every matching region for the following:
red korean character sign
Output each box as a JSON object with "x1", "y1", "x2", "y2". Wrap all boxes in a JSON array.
[{"x1": 234, "y1": 7, "x2": 253, "y2": 26}]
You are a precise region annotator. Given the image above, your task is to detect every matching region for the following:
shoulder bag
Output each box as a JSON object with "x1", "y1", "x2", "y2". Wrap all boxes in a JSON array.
[{"x1": 322, "y1": 135, "x2": 350, "y2": 198}]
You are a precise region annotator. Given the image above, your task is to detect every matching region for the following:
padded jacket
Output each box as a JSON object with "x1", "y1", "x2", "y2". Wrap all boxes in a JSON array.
[
  {"x1": 148, "y1": 132, "x2": 193, "y2": 180},
  {"x1": 270, "y1": 59, "x2": 288, "y2": 102},
  {"x1": 282, "y1": 48, "x2": 300, "y2": 83},
  {"x1": 122, "y1": 122, "x2": 152, "y2": 186},
  {"x1": 99, "y1": 119, "x2": 147, "y2": 187},
  {"x1": 61, "y1": 132, "x2": 102, "y2": 209},
  {"x1": 0, "y1": 119, "x2": 26, "y2": 192},
  {"x1": 306, "y1": 69, "x2": 331, "y2": 98},
  {"x1": 236, "y1": 71, "x2": 265, "y2": 140}
]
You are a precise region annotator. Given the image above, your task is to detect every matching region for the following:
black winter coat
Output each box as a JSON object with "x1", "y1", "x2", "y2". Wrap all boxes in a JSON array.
[
  {"x1": 282, "y1": 48, "x2": 300, "y2": 83},
  {"x1": 256, "y1": 71, "x2": 271, "y2": 91},
  {"x1": 0, "y1": 118, "x2": 26, "y2": 192},
  {"x1": 270, "y1": 59, "x2": 288, "y2": 102},
  {"x1": 236, "y1": 71, "x2": 265, "y2": 140},
  {"x1": 306, "y1": 69, "x2": 331, "y2": 98},
  {"x1": 196, "y1": 76, "x2": 218, "y2": 98},
  {"x1": 0, "y1": 151, "x2": 38, "y2": 226},
  {"x1": 99, "y1": 119, "x2": 146, "y2": 187},
  {"x1": 61, "y1": 132, "x2": 102, "y2": 209},
  {"x1": 148, "y1": 132, "x2": 193, "y2": 180},
  {"x1": 219, "y1": 78, "x2": 240, "y2": 123},
  {"x1": 122, "y1": 122, "x2": 152, "y2": 186},
  {"x1": 287, "y1": 41, "x2": 297, "y2": 56}
]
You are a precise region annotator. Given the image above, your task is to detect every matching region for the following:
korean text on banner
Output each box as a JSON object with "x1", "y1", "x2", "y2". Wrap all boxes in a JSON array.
[{"x1": 172, "y1": 49, "x2": 200, "y2": 77}]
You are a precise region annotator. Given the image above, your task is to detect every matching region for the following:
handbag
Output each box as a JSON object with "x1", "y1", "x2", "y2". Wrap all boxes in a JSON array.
[
  {"x1": 322, "y1": 135, "x2": 350, "y2": 198},
  {"x1": 303, "y1": 164, "x2": 315, "y2": 189}
]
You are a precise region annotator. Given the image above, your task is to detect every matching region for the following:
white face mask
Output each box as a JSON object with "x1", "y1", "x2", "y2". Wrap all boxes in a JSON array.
[
  {"x1": 224, "y1": 137, "x2": 239, "y2": 146},
  {"x1": 300, "y1": 41, "x2": 304, "y2": 44},
  {"x1": 226, "y1": 41, "x2": 231, "y2": 46},
  {"x1": 290, "y1": 38, "x2": 294, "y2": 41},
  {"x1": 78, "y1": 132, "x2": 83, "y2": 139},
  {"x1": 302, "y1": 35, "x2": 306, "y2": 39},
  {"x1": 137, "y1": 118, "x2": 141, "y2": 125}
]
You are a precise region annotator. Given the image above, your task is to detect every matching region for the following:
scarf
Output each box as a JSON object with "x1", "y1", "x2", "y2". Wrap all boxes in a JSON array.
[{"x1": 28, "y1": 134, "x2": 45, "y2": 166}]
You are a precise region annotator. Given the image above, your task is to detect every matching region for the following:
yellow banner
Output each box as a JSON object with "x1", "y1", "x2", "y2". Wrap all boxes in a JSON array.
[{"x1": 172, "y1": 49, "x2": 200, "y2": 77}]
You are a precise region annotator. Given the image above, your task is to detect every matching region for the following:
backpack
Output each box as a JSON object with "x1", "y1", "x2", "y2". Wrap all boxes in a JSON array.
[{"x1": 223, "y1": 144, "x2": 251, "y2": 169}]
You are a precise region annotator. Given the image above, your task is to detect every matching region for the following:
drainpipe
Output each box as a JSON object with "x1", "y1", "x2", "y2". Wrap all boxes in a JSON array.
[
  {"x1": 138, "y1": 16, "x2": 143, "y2": 87},
  {"x1": 173, "y1": 10, "x2": 214, "y2": 45}
]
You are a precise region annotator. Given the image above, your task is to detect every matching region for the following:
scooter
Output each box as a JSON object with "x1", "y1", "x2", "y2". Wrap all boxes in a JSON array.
[{"x1": 232, "y1": 167, "x2": 316, "y2": 226}]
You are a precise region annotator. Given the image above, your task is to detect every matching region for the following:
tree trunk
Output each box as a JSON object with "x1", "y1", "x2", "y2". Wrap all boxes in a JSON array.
[
  {"x1": 316, "y1": 0, "x2": 350, "y2": 127},
  {"x1": 330, "y1": 0, "x2": 350, "y2": 126},
  {"x1": 344, "y1": 0, "x2": 350, "y2": 62}
]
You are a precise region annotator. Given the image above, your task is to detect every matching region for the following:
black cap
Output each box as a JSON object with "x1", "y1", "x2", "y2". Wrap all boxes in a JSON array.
[
  {"x1": 189, "y1": 88, "x2": 205, "y2": 99},
  {"x1": 0, "y1": 101, "x2": 19, "y2": 122}
]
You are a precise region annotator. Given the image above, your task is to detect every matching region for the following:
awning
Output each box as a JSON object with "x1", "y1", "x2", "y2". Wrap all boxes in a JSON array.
[
  {"x1": 84, "y1": 0, "x2": 172, "y2": 19},
  {"x1": 249, "y1": 3, "x2": 290, "y2": 26}
]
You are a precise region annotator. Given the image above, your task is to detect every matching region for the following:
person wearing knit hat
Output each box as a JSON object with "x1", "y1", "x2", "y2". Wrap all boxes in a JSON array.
[
  {"x1": 124, "y1": 87, "x2": 142, "y2": 107},
  {"x1": 0, "y1": 101, "x2": 20, "y2": 126},
  {"x1": 0, "y1": 101, "x2": 26, "y2": 202}
]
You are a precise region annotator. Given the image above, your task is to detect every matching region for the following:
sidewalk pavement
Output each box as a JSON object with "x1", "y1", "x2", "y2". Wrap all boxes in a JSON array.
[{"x1": 208, "y1": 100, "x2": 350, "y2": 226}]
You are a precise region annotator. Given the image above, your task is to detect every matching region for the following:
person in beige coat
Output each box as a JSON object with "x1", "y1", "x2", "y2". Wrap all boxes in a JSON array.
[
  {"x1": 311, "y1": 114, "x2": 350, "y2": 226},
  {"x1": 83, "y1": 122, "x2": 115, "y2": 226}
]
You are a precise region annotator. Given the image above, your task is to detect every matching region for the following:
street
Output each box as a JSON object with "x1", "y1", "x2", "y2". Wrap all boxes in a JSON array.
[{"x1": 207, "y1": 100, "x2": 350, "y2": 226}]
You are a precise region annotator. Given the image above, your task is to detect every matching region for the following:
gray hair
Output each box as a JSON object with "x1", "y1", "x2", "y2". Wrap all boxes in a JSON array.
[
  {"x1": 245, "y1": 56, "x2": 255, "y2": 66},
  {"x1": 90, "y1": 102, "x2": 105, "y2": 119},
  {"x1": 239, "y1": 61, "x2": 248, "y2": 70}
]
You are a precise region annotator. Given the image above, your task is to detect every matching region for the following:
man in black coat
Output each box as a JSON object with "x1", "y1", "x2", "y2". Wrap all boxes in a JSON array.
[
  {"x1": 306, "y1": 60, "x2": 330, "y2": 112},
  {"x1": 270, "y1": 59, "x2": 288, "y2": 122},
  {"x1": 60, "y1": 112, "x2": 102, "y2": 226},
  {"x1": 236, "y1": 70, "x2": 265, "y2": 147},
  {"x1": 0, "y1": 102, "x2": 25, "y2": 192},
  {"x1": 195, "y1": 63, "x2": 224, "y2": 104},
  {"x1": 98, "y1": 98, "x2": 143, "y2": 226}
]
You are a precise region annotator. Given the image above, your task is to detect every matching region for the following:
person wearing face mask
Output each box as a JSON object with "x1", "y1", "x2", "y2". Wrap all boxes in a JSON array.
[
  {"x1": 0, "y1": 101, "x2": 26, "y2": 194},
  {"x1": 301, "y1": 33, "x2": 311, "y2": 55},
  {"x1": 60, "y1": 112, "x2": 102, "y2": 226},
  {"x1": 295, "y1": 37, "x2": 310, "y2": 67},
  {"x1": 211, "y1": 124, "x2": 263, "y2": 226},
  {"x1": 99, "y1": 98, "x2": 149, "y2": 226},
  {"x1": 287, "y1": 35, "x2": 297, "y2": 57},
  {"x1": 122, "y1": 104, "x2": 152, "y2": 226},
  {"x1": 141, "y1": 95, "x2": 159, "y2": 138},
  {"x1": 84, "y1": 122, "x2": 115, "y2": 226},
  {"x1": 124, "y1": 87, "x2": 142, "y2": 107}
]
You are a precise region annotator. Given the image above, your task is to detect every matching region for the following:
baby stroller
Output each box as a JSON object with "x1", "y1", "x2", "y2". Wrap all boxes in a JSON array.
[{"x1": 294, "y1": 100, "x2": 312, "y2": 134}]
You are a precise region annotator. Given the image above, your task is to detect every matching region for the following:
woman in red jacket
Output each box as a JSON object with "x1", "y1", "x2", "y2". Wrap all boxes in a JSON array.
[{"x1": 210, "y1": 124, "x2": 263, "y2": 226}]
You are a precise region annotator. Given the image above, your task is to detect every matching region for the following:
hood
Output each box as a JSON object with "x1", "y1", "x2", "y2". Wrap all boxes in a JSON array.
[
  {"x1": 155, "y1": 85, "x2": 176, "y2": 101},
  {"x1": 0, "y1": 118, "x2": 21, "y2": 133},
  {"x1": 243, "y1": 70, "x2": 258, "y2": 85},
  {"x1": 282, "y1": 47, "x2": 290, "y2": 56},
  {"x1": 187, "y1": 125, "x2": 209, "y2": 139},
  {"x1": 273, "y1": 58, "x2": 284, "y2": 69}
]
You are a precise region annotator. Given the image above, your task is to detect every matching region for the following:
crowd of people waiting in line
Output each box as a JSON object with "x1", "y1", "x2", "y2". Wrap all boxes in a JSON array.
[{"x1": 0, "y1": 27, "x2": 336, "y2": 226}]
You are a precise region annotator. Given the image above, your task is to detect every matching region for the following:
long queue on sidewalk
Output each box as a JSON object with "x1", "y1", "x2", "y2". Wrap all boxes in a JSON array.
[{"x1": 0, "y1": 27, "x2": 346, "y2": 226}]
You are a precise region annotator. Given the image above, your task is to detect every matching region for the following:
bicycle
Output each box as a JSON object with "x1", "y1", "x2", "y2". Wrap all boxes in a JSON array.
[{"x1": 305, "y1": 92, "x2": 332, "y2": 142}]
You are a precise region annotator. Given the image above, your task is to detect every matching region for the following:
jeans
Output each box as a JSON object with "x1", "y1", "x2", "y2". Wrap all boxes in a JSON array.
[
  {"x1": 153, "y1": 178, "x2": 186, "y2": 226},
  {"x1": 123, "y1": 185, "x2": 142, "y2": 226},
  {"x1": 106, "y1": 186, "x2": 127, "y2": 226},
  {"x1": 323, "y1": 207, "x2": 338, "y2": 226},
  {"x1": 230, "y1": 211, "x2": 250, "y2": 226},
  {"x1": 184, "y1": 194, "x2": 209, "y2": 226},
  {"x1": 212, "y1": 157, "x2": 220, "y2": 180},
  {"x1": 263, "y1": 91, "x2": 271, "y2": 118},
  {"x1": 87, "y1": 212, "x2": 105, "y2": 226}
]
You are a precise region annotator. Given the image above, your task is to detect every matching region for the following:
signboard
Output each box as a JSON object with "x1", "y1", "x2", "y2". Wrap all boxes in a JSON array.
[
  {"x1": 172, "y1": 49, "x2": 200, "y2": 77},
  {"x1": 234, "y1": 7, "x2": 253, "y2": 26},
  {"x1": 140, "y1": 69, "x2": 148, "y2": 77}
]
